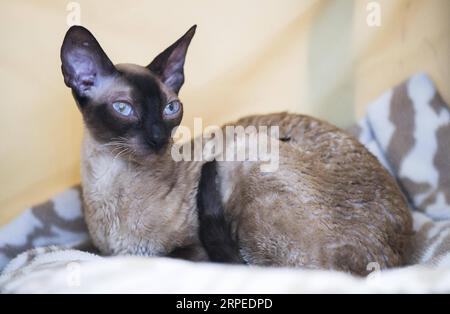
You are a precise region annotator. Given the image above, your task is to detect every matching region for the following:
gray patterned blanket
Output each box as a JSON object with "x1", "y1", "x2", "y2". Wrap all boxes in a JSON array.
[{"x1": 0, "y1": 73, "x2": 449, "y2": 293}]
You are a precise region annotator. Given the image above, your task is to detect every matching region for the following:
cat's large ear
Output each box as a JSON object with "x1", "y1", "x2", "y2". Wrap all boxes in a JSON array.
[
  {"x1": 61, "y1": 26, "x2": 116, "y2": 97},
  {"x1": 148, "y1": 25, "x2": 196, "y2": 94}
]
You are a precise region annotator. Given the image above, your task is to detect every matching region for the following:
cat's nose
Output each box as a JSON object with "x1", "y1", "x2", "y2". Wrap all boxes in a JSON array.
[
  {"x1": 146, "y1": 137, "x2": 168, "y2": 151},
  {"x1": 145, "y1": 137, "x2": 158, "y2": 148},
  {"x1": 145, "y1": 125, "x2": 167, "y2": 150},
  {"x1": 151, "y1": 124, "x2": 163, "y2": 140}
]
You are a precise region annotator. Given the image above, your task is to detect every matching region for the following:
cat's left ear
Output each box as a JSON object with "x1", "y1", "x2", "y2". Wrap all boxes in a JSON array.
[
  {"x1": 148, "y1": 25, "x2": 196, "y2": 94},
  {"x1": 61, "y1": 26, "x2": 116, "y2": 98}
]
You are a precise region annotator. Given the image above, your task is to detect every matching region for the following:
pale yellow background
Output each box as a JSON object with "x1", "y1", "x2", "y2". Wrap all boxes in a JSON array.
[{"x1": 0, "y1": 0, "x2": 449, "y2": 225}]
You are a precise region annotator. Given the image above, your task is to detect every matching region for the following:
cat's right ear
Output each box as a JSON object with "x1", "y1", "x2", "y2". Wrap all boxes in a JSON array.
[
  {"x1": 60, "y1": 26, "x2": 116, "y2": 97},
  {"x1": 147, "y1": 25, "x2": 196, "y2": 94}
]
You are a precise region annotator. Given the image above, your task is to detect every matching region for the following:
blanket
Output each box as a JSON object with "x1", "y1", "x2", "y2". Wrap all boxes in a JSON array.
[{"x1": 0, "y1": 73, "x2": 449, "y2": 293}]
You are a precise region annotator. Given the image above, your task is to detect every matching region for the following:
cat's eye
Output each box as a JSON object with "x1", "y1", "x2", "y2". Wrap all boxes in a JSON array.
[
  {"x1": 163, "y1": 101, "x2": 181, "y2": 119},
  {"x1": 112, "y1": 102, "x2": 134, "y2": 117}
]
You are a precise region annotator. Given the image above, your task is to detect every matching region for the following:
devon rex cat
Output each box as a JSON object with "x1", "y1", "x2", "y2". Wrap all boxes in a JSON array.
[{"x1": 60, "y1": 25, "x2": 412, "y2": 275}]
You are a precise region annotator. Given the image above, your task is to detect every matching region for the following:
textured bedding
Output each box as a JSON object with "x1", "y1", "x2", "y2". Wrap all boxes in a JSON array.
[{"x1": 0, "y1": 73, "x2": 449, "y2": 293}]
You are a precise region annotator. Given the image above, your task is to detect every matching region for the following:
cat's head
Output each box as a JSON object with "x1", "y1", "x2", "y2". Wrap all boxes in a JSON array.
[{"x1": 60, "y1": 25, "x2": 196, "y2": 160}]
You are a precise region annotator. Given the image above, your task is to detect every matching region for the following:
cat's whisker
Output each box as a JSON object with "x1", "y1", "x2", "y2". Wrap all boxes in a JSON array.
[
  {"x1": 113, "y1": 148, "x2": 128, "y2": 161},
  {"x1": 112, "y1": 144, "x2": 135, "y2": 162}
]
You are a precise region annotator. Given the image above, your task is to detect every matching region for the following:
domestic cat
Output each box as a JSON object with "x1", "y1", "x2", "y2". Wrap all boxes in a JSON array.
[{"x1": 61, "y1": 25, "x2": 413, "y2": 275}]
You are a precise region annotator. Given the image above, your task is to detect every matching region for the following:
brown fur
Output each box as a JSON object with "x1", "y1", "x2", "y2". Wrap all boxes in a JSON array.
[{"x1": 218, "y1": 113, "x2": 413, "y2": 275}]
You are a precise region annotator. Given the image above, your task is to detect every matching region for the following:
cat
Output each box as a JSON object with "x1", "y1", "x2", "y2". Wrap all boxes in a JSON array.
[{"x1": 61, "y1": 25, "x2": 413, "y2": 275}]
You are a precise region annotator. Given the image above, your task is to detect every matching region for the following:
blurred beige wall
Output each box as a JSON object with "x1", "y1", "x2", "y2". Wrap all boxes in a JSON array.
[{"x1": 0, "y1": 0, "x2": 449, "y2": 225}]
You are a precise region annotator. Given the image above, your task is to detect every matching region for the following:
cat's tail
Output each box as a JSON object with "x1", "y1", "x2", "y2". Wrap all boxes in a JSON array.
[{"x1": 197, "y1": 161, "x2": 245, "y2": 264}]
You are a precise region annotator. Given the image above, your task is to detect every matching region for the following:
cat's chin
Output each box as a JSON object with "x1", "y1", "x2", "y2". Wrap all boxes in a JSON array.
[{"x1": 126, "y1": 145, "x2": 172, "y2": 166}]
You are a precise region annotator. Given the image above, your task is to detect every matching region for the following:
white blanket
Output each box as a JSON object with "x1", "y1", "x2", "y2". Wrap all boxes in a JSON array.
[{"x1": 0, "y1": 248, "x2": 449, "y2": 293}]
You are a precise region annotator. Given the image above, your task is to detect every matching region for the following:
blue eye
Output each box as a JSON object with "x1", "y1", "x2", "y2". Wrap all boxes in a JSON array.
[
  {"x1": 163, "y1": 101, "x2": 181, "y2": 118},
  {"x1": 112, "y1": 102, "x2": 133, "y2": 116}
]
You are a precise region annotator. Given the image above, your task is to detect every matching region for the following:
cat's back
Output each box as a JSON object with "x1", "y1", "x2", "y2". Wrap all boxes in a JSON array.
[{"x1": 217, "y1": 113, "x2": 413, "y2": 275}]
